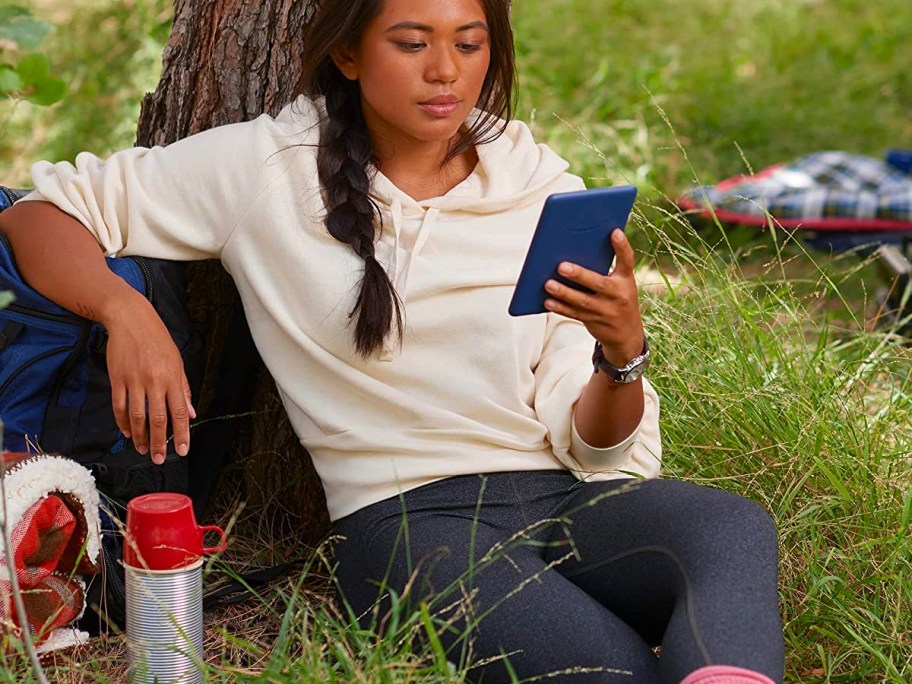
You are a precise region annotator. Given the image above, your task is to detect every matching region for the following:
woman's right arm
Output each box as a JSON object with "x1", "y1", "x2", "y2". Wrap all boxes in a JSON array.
[{"x1": 0, "y1": 201, "x2": 194, "y2": 465}]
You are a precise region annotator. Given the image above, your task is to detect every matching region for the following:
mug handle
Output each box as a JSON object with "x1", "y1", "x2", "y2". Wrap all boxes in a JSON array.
[{"x1": 200, "y1": 525, "x2": 228, "y2": 554}]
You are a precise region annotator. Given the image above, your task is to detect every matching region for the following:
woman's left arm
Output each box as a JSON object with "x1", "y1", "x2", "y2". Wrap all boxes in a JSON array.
[{"x1": 542, "y1": 228, "x2": 646, "y2": 448}]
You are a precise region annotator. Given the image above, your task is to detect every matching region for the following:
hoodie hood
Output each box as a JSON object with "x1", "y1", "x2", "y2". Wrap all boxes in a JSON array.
[
  {"x1": 369, "y1": 114, "x2": 571, "y2": 215},
  {"x1": 362, "y1": 113, "x2": 577, "y2": 361}
]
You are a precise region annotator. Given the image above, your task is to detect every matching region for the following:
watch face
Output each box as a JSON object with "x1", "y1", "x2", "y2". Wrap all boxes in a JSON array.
[
  {"x1": 623, "y1": 364, "x2": 647, "y2": 383},
  {"x1": 617, "y1": 352, "x2": 650, "y2": 383},
  {"x1": 593, "y1": 339, "x2": 650, "y2": 383}
]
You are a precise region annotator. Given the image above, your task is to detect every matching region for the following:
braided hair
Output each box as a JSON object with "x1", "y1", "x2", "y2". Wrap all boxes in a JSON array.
[
  {"x1": 317, "y1": 68, "x2": 401, "y2": 358},
  {"x1": 300, "y1": 0, "x2": 516, "y2": 358}
]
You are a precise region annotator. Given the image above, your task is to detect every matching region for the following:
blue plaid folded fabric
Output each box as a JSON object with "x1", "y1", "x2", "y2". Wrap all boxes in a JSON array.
[{"x1": 680, "y1": 151, "x2": 912, "y2": 227}]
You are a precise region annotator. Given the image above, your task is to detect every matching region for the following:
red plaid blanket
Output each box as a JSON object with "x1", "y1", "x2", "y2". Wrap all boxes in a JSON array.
[{"x1": 1, "y1": 452, "x2": 99, "y2": 647}]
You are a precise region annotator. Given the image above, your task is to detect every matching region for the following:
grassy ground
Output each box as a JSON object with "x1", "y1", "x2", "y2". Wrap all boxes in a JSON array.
[{"x1": 2, "y1": 0, "x2": 912, "y2": 681}]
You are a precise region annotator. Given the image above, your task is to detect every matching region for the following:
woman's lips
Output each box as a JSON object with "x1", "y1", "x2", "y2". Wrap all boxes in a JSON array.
[{"x1": 419, "y1": 98, "x2": 461, "y2": 116}]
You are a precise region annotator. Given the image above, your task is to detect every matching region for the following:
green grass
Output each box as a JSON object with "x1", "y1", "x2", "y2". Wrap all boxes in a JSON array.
[
  {"x1": 512, "y1": 0, "x2": 912, "y2": 194},
  {"x1": 645, "y1": 215, "x2": 912, "y2": 681},
  {"x1": 3, "y1": 0, "x2": 912, "y2": 681}
]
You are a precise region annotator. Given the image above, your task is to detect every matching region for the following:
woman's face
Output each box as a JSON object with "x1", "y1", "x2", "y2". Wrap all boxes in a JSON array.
[{"x1": 333, "y1": 0, "x2": 491, "y2": 156}]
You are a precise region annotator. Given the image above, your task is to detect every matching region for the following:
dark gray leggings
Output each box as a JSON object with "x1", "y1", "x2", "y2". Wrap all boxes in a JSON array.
[{"x1": 333, "y1": 472, "x2": 784, "y2": 683}]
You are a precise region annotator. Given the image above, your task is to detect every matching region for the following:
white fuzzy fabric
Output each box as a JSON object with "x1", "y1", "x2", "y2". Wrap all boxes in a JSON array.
[
  {"x1": 0, "y1": 454, "x2": 101, "y2": 580},
  {"x1": 36, "y1": 626, "x2": 91, "y2": 654}
]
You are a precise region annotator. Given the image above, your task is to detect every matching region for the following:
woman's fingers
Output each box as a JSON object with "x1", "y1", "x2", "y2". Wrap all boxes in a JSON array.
[
  {"x1": 121, "y1": 371, "x2": 191, "y2": 463},
  {"x1": 611, "y1": 229, "x2": 636, "y2": 277},
  {"x1": 105, "y1": 302, "x2": 192, "y2": 465},
  {"x1": 112, "y1": 382, "x2": 130, "y2": 438},
  {"x1": 544, "y1": 278, "x2": 597, "y2": 315},
  {"x1": 170, "y1": 378, "x2": 193, "y2": 457},
  {"x1": 147, "y1": 391, "x2": 169, "y2": 464},
  {"x1": 543, "y1": 229, "x2": 645, "y2": 359},
  {"x1": 128, "y1": 387, "x2": 149, "y2": 456}
]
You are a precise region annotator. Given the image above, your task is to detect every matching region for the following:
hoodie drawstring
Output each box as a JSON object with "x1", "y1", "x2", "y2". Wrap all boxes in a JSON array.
[{"x1": 380, "y1": 203, "x2": 440, "y2": 362}]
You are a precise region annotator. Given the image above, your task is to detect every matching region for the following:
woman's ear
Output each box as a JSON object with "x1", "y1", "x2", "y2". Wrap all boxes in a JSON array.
[{"x1": 330, "y1": 47, "x2": 359, "y2": 81}]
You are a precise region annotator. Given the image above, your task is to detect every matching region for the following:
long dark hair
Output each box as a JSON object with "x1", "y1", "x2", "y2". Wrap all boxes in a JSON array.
[{"x1": 300, "y1": 0, "x2": 516, "y2": 358}]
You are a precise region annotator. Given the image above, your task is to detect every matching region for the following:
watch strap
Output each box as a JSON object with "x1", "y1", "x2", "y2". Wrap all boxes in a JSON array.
[{"x1": 592, "y1": 336, "x2": 650, "y2": 383}]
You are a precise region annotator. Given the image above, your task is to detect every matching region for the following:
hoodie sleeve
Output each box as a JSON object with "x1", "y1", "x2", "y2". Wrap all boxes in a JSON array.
[
  {"x1": 533, "y1": 312, "x2": 662, "y2": 481},
  {"x1": 21, "y1": 103, "x2": 316, "y2": 260}
]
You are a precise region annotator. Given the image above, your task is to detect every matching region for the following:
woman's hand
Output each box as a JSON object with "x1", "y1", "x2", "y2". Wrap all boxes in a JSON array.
[
  {"x1": 102, "y1": 293, "x2": 196, "y2": 465},
  {"x1": 543, "y1": 229, "x2": 645, "y2": 366}
]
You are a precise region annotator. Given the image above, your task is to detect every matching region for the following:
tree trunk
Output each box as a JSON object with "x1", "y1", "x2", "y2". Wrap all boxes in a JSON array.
[
  {"x1": 135, "y1": 0, "x2": 330, "y2": 549},
  {"x1": 137, "y1": 0, "x2": 316, "y2": 145}
]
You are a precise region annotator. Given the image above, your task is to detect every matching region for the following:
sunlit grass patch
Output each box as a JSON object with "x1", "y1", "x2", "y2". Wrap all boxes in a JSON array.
[{"x1": 2, "y1": 0, "x2": 912, "y2": 681}]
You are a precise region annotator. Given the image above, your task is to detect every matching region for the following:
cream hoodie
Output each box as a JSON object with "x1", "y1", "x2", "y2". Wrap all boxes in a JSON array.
[{"x1": 25, "y1": 96, "x2": 661, "y2": 520}]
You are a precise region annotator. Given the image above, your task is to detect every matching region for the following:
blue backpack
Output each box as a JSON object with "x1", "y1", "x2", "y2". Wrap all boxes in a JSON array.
[
  {"x1": 0, "y1": 187, "x2": 204, "y2": 496},
  {"x1": 0, "y1": 187, "x2": 286, "y2": 631},
  {"x1": 0, "y1": 186, "x2": 207, "y2": 630}
]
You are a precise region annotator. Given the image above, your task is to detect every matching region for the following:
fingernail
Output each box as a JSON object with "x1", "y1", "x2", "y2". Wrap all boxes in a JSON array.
[
  {"x1": 177, "y1": 443, "x2": 189, "y2": 457},
  {"x1": 153, "y1": 453, "x2": 165, "y2": 465},
  {"x1": 122, "y1": 430, "x2": 131, "y2": 438},
  {"x1": 558, "y1": 263, "x2": 572, "y2": 275},
  {"x1": 545, "y1": 280, "x2": 558, "y2": 292},
  {"x1": 189, "y1": 404, "x2": 197, "y2": 419}
]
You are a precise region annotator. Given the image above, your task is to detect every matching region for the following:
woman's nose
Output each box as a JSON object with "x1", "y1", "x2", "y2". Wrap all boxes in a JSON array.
[{"x1": 426, "y1": 45, "x2": 459, "y2": 83}]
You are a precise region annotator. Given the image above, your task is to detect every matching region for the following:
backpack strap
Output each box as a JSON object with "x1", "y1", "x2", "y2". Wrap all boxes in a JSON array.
[{"x1": 202, "y1": 561, "x2": 302, "y2": 609}]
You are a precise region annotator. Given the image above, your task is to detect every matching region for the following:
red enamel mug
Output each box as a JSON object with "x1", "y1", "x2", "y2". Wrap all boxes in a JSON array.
[{"x1": 123, "y1": 493, "x2": 227, "y2": 571}]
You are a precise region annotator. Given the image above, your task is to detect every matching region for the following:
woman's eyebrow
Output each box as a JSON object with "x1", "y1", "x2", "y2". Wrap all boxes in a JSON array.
[{"x1": 385, "y1": 21, "x2": 490, "y2": 33}]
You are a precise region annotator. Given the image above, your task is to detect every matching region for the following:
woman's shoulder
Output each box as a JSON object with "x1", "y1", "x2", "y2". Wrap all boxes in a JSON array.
[
  {"x1": 469, "y1": 113, "x2": 583, "y2": 198},
  {"x1": 149, "y1": 95, "x2": 323, "y2": 163},
  {"x1": 272, "y1": 94, "x2": 325, "y2": 140}
]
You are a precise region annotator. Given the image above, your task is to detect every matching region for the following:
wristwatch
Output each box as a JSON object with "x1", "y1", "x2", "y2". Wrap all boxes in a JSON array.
[{"x1": 592, "y1": 336, "x2": 650, "y2": 383}]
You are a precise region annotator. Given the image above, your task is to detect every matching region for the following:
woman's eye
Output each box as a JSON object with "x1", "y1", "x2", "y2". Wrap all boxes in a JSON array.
[
  {"x1": 458, "y1": 43, "x2": 483, "y2": 53},
  {"x1": 396, "y1": 42, "x2": 425, "y2": 52}
]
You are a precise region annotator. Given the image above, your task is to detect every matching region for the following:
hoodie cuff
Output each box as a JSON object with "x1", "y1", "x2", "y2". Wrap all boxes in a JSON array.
[{"x1": 570, "y1": 409, "x2": 645, "y2": 472}]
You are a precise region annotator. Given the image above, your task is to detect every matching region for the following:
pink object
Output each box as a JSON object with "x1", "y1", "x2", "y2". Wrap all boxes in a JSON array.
[
  {"x1": 680, "y1": 665, "x2": 777, "y2": 684},
  {"x1": 124, "y1": 493, "x2": 227, "y2": 570}
]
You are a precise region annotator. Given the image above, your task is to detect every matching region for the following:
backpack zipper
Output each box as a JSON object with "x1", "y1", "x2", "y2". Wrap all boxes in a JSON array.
[
  {"x1": 130, "y1": 257, "x2": 156, "y2": 305},
  {"x1": 48, "y1": 320, "x2": 91, "y2": 407},
  {"x1": 0, "y1": 187, "x2": 26, "y2": 209},
  {"x1": 5, "y1": 302, "x2": 81, "y2": 326},
  {"x1": 0, "y1": 345, "x2": 72, "y2": 397},
  {"x1": 101, "y1": 532, "x2": 127, "y2": 610}
]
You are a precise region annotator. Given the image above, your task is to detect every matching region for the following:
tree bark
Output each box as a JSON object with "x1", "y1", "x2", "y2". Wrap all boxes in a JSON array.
[
  {"x1": 135, "y1": 0, "x2": 330, "y2": 548},
  {"x1": 137, "y1": 0, "x2": 317, "y2": 146}
]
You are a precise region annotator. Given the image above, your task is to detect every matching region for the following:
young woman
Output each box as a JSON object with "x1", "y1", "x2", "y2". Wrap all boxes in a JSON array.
[{"x1": 0, "y1": 0, "x2": 784, "y2": 681}]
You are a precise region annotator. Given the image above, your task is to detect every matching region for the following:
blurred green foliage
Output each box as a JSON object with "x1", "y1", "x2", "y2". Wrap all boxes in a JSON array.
[
  {"x1": 3, "y1": 0, "x2": 911, "y2": 197},
  {"x1": 0, "y1": 0, "x2": 172, "y2": 184},
  {"x1": 0, "y1": 5, "x2": 65, "y2": 106}
]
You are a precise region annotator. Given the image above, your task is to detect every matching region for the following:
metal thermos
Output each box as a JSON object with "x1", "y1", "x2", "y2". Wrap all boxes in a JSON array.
[
  {"x1": 125, "y1": 559, "x2": 204, "y2": 684},
  {"x1": 122, "y1": 492, "x2": 226, "y2": 684}
]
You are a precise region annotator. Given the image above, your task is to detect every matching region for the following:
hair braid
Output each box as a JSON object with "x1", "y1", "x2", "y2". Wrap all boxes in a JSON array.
[{"x1": 317, "y1": 76, "x2": 403, "y2": 358}]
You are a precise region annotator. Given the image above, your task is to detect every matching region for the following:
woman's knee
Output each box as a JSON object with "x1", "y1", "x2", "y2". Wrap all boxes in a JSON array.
[
  {"x1": 634, "y1": 480, "x2": 779, "y2": 560},
  {"x1": 706, "y1": 487, "x2": 778, "y2": 553}
]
